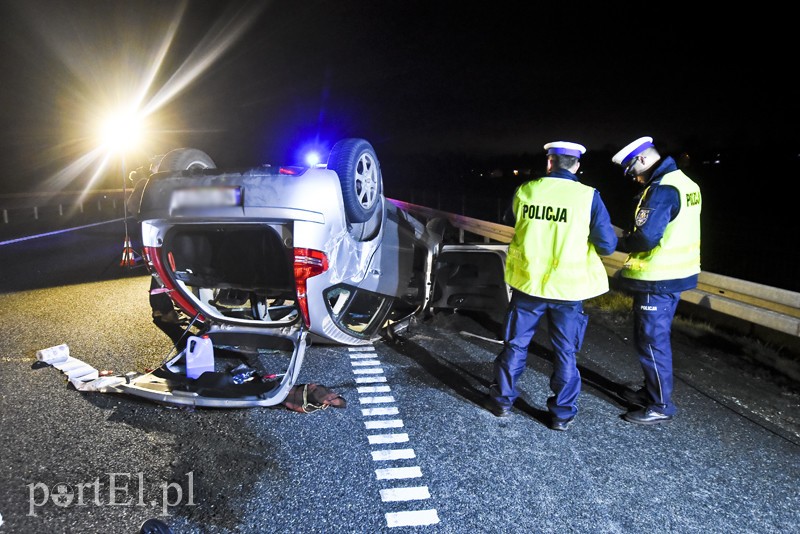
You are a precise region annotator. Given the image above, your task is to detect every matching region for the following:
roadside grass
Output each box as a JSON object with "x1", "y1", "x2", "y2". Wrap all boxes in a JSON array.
[{"x1": 586, "y1": 290, "x2": 632, "y2": 314}]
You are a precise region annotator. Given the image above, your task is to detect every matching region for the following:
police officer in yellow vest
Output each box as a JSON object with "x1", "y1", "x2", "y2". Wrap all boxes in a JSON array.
[
  {"x1": 488, "y1": 141, "x2": 618, "y2": 431},
  {"x1": 612, "y1": 136, "x2": 702, "y2": 425}
]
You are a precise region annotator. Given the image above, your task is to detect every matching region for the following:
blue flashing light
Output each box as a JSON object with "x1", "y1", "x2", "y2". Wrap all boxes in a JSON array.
[{"x1": 305, "y1": 151, "x2": 321, "y2": 167}]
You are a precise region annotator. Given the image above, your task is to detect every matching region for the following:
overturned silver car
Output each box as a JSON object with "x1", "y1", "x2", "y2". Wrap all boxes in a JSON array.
[{"x1": 111, "y1": 138, "x2": 509, "y2": 407}]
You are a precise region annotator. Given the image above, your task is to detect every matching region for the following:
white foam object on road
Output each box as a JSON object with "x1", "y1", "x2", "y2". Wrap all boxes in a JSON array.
[
  {"x1": 38, "y1": 342, "x2": 102, "y2": 383},
  {"x1": 70, "y1": 375, "x2": 125, "y2": 392},
  {"x1": 52, "y1": 357, "x2": 98, "y2": 381},
  {"x1": 36, "y1": 343, "x2": 70, "y2": 364}
]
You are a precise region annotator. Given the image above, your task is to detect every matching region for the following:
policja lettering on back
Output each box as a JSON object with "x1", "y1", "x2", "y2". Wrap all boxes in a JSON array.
[
  {"x1": 521, "y1": 204, "x2": 568, "y2": 221},
  {"x1": 487, "y1": 140, "x2": 619, "y2": 430}
]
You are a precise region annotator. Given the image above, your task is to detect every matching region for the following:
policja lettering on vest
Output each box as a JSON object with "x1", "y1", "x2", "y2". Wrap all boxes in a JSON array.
[
  {"x1": 521, "y1": 204, "x2": 568, "y2": 222},
  {"x1": 685, "y1": 191, "x2": 700, "y2": 206},
  {"x1": 611, "y1": 135, "x2": 702, "y2": 426},
  {"x1": 487, "y1": 140, "x2": 619, "y2": 431}
]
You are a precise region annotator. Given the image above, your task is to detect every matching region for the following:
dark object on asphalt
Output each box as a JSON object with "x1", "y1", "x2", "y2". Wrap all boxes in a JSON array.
[
  {"x1": 483, "y1": 395, "x2": 512, "y2": 418},
  {"x1": 621, "y1": 386, "x2": 647, "y2": 407},
  {"x1": 623, "y1": 408, "x2": 673, "y2": 425},
  {"x1": 282, "y1": 383, "x2": 347, "y2": 413},
  {"x1": 139, "y1": 518, "x2": 173, "y2": 534},
  {"x1": 549, "y1": 417, "x2": 575, "y2": 431}
]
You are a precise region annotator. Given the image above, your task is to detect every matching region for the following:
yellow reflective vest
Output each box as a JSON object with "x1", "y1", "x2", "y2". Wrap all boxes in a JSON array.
[
  {"x1": 504, "y1": 177, "x2": 609, "y2": 301},
  {"x1": 621, "y1": 170, "x2": 702, "y2": 281}
]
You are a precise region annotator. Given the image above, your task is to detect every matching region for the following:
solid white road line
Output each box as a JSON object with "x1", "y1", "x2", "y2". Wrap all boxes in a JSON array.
[{"x1": 0, "y1": 218, "x2": 124, "y2": 247}]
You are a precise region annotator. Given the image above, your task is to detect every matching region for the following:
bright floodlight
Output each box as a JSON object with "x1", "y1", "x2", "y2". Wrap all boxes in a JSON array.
[
  {"x1": 99, "y1": 108, "x2": 143, "y2": 154},
  {"x1": 305, "y1": 151, "x2": 321, "y2": 166}
]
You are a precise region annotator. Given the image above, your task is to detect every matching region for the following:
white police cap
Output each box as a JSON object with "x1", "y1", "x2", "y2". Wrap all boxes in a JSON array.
[
  {"x1": 543, "y1": 141, "x2": 586, "y2": 158},
  {"x1": 612, "y1": 136, "x2": 655, "y2": 166}
]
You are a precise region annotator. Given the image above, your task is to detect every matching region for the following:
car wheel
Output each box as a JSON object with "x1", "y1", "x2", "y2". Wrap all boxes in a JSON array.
[
  {"x1": 327, "y1": 138, "x2": 382, "y2": 223},
  {"x1": 153, "y1": 148, "x2": 216, "y2": 172}
]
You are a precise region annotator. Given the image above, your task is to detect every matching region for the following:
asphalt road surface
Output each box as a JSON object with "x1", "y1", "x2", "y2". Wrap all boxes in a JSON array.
[{"x1": 1, "y1": 220, "x2": 798, "y2": 533}]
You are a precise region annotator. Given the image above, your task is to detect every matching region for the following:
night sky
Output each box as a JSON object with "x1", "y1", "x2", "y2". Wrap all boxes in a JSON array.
[
  {"x1": 0, "y1": 0, "x2": 795, "y2": 194},
  {"x1": 0, "y1": 1, "x2": 798, "y2": 292}
]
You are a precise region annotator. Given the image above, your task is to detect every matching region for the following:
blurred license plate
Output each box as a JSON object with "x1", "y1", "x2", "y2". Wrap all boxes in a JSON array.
[{"x1": 171, "y1": 187, "x2": 242, "y2": 209}]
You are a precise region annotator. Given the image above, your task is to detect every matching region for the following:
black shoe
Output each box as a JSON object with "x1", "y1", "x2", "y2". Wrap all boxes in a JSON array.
[
  {"x1": 621, "y1": 387, "x2": 647, "y2": 407},
  {"x1": 623, "y1": 408, "x2": 673, "y2": 425},
  {"x1": 549, "y1": 417, "x2": 574, "y2": 431},
  {"x1": 484, "y1": 396, "x2": 512, "y2": 418},
  {"x1": 493, "y1": 407, "x2": 512, "y2": 418}
]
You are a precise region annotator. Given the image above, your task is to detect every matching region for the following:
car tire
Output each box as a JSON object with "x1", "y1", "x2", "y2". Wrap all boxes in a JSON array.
[
  {"x1": 327, "y1": 138, "x2": 382, "y2": 223},
  {"x1": 153, "y1": 148, "x2": 216, "y2": 172}
]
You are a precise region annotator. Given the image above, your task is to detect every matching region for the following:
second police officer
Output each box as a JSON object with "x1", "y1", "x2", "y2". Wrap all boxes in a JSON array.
[{"x1": 612, "y1": 136, "x2": 702, "y2": 425}]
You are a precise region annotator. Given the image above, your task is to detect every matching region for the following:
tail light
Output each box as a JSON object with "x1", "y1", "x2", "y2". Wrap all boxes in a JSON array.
[
  {"x1": 144, "y1": 246, "x2": 202, "y2": 320},
  {"x1": 293, "y1": 248, "x2": 329, "y2": 327}
]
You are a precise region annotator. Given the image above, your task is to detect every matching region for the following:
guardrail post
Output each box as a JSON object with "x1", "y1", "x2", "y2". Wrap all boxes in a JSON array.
[
  {"x1": 33, "y1": 206, "x2": 38, "y2": 220},
  {"x1": 59, "y1": 204, "x2": 63, "y2": 216},
  {"x1": 2, "y1": 209, "x2": 7, "y2": 224}
]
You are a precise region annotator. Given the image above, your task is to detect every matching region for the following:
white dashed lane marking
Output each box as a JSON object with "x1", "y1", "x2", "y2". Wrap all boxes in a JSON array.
[
  {"x1": 355, "y1": 376, "x2": 387, "y2": 384},
  {"x1": 380, "y1": 486, "x2": 431, "y2": 502},
  {"x1": 358, "y1": 385, "x2": 391, "y2": 393},
  {"x1": 371, "y1": 448, "x2": 416, "y2": 461},
  {"x1": 367, "y1": 433, "x2": 409, "y2": 445},
  {"x1": 386, "y1": 510, "x2": 440, "y2": 528},
  {"x1": 353, "y1": 367, "x2": 384, "y2": 374},
  {"x1": 349, "y1": 346, "x2": 440, "y2": 528},
  {"x1": 360, "y1": 396, "x2": 396, "y2": 404},
  {"x1": 362, "y1": 407, "x2": 400, "y2": 416},
  {"x1": 364, "y1": 419, "x2": 403, "y2": 429},
  {"x1": 351, "y1": 359, "x2": 382, "y2": 366},
  {"x1": 375, "y1": 466, "x2": 422, "y2": 480}
]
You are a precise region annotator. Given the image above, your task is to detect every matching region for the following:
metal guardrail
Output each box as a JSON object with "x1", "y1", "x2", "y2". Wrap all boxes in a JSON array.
[
  {"x1": 0, "y1": 190, "x2": 125, "y2": 228},
  {"x1": 2, "y1": 191, "x2": 798, "y2": 340},
  {"x1": 389, "y1": 198, "x2": 800, "y2": 339}
]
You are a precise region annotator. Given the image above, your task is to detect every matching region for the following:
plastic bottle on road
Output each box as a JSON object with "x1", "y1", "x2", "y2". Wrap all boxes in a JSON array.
[{"x1": 185, "y1": 335, "x2": 214, "y2": 379}]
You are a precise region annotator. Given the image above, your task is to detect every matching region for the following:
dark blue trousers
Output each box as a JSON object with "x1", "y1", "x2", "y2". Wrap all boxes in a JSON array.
[
  {"x1": 632, "y1": 291, "x2": 681, "y2": 416},
  {"x1": 491, "y1": 290, "x2": 588, "y2": 420}
]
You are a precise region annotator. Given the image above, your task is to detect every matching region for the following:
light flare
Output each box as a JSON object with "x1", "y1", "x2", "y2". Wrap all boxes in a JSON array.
[{"x1": 28, "y1": 0, "x2": 267, "y2": 191}]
